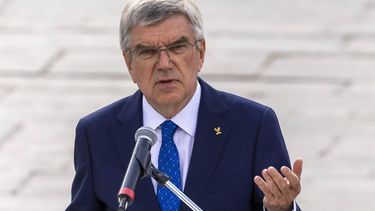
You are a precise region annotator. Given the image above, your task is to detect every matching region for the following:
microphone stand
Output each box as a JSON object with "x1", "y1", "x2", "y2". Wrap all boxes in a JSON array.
[
  {"x1": 118, "y1": 153, "x2": 203, "y2": 211},
  {"x1": 150, "y1": 165, "x2": 203, "y2": 211}
]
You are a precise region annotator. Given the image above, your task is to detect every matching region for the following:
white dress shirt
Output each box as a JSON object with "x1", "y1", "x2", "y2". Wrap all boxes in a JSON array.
[{"x1": 142, "y1": 82, "x2": 201, "y2": 192}]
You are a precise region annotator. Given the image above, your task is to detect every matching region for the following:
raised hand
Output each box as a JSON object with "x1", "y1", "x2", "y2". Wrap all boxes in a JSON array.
[{"x1": 254, "y1": 159, "x2": 303, "y2": 211}]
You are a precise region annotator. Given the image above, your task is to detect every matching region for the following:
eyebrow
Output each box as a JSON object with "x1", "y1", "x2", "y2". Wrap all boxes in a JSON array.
[
  {"x1": 169, "y1": 36, "x2": 189, "y2": 45},
  {"x1": 133, "y1": 36, "x2": 190, "y2": 50}
]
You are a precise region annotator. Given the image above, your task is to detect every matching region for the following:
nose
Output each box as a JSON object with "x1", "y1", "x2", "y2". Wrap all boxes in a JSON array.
[{"x1": 156, "y1": 49, "x2": 172, "y2": 69}]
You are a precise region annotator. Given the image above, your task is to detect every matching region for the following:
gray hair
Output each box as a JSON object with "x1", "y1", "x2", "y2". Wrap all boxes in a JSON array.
[{"x1": 119, "y1": 0, "x2": 205, "y2": 51}]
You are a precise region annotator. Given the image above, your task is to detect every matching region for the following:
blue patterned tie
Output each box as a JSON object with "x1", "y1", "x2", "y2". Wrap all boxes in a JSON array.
[{"x1": 157, "y1": 120, "x2": 181, "y2": 211}]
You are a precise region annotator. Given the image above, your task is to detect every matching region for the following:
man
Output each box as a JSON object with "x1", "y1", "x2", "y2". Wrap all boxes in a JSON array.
[{"x1": 66, "y1": 0, "x2": 303, "y2": 210}]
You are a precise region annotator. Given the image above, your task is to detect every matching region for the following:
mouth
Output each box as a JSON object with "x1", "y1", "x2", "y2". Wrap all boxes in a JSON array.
[{"x1": 157, "y1": 79, "x2": 178, "y2": 84}]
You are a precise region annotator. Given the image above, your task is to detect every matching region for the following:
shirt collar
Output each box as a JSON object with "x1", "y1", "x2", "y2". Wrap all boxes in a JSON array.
[{"x1": 142, "y1": 82, "x2": 201, "y2": 137}]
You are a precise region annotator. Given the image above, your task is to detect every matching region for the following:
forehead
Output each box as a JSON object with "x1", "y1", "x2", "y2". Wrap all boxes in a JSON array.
[{"x1": 130, "y1": 15, "x2": 195, "y2": 46}]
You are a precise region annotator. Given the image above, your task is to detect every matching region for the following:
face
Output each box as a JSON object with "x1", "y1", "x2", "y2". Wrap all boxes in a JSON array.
[{"x1": 124, "y1": 15, "x2": 206, "y2": 118}]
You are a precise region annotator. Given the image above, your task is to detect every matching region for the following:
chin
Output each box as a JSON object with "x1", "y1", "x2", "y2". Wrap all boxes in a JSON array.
[{"x1": 157, "y1": 93, "x2": 185, "y2": 105}]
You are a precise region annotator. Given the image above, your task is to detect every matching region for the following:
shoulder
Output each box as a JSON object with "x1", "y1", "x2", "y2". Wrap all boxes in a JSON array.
[
  {"x1": 199, "y1": 79, "x2": 280, "y2": 127},
  {"x1": 219, "y1": 90, "x2": 278, "y2": 121},
  {"x1": 78, "y1": 91, "x2": 141, "y2": 127},
  {"x1": 200, "y1": 79, "x2": 270, "y2": 115},
  {"x1": 220, "y1": 90, "x2": 268, "y2": 112}
]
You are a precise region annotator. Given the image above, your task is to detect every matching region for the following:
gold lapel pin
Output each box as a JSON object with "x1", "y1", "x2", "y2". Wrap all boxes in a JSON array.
[{"x1": 214, "y1": 127, "x2": 222, "y2": 135}]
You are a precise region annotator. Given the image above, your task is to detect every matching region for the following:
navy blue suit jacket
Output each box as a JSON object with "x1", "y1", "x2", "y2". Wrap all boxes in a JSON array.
[{"x1": 66, "y1": 79, "x2": 298, "y2": 211}]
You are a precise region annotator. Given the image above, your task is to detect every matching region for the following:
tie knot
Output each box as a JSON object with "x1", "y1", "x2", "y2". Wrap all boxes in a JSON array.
[{"x1": 160, "y1": 120, "x2": 178, "y2": 138}]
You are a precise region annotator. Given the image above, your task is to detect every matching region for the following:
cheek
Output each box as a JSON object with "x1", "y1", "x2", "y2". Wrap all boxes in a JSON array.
[
  {"x1": 133, "y1": 73, "x2": 144, "y2": 84},
  {"x1": 127, "y1": 63, "x2": 138, "y2": 82},
  {"x1": 130, "y1": 65, "x2": 149, "y2": 83},
  {"x1": 129, "y1": 70, "x2": 137, "y2": 83},
  {"x1": 192, "y1": 53, "x2": 204, "y2": 71},
  {"x1": 181, "y1": 56, "x2": 201, "y2": 74},
  {"x1": 131, "y1": 69, "x2": 154, "y2": 91}
]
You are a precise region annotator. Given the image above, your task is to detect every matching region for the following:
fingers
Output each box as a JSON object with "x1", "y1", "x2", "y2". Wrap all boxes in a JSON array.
[
  {"x1": 266, "y1": 167, "x2": 293, "y2": 201},
  {"x1": 255, "y1": 168, "x2": 288, "y2": 199},
  {"x1": 254, "y1": 160, "x2": 303, "y2": 211},
  {"x1": 254, "y1": 168, "x2": 291, "y2": 210},
  {"x1": 263, "y1": 169, "x2": 284, "y2": 199},
  {"x1": 293, "y1": 159, "x2": 303, "y2": 180},
  {"x1": 280, "y1": 159, "x2": 303, "y2": 191},
  {"x1": 280, "y1": 166, "x2": 301, "y2": 195},
  {"x1": 254, "y1": 175, "x2": 273, "y2": 198},
  {"x1": 254, "y1": 161, "x2": 303, "y2": 198}
]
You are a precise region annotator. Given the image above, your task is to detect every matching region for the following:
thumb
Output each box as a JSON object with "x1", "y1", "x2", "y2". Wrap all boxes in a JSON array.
[{"x1": 293, "y1": 159, "x2": 303, "y2": 180}]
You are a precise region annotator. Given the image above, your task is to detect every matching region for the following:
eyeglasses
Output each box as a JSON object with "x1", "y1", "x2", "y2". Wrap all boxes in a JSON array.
[{"x1": 127, "y1": 40, "x2": 200, "y2": 63}]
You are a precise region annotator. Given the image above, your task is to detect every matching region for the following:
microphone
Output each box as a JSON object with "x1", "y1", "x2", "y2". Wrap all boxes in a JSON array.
[{"x1": 118, "y1": 126, "x2": 157, "y2": 211}]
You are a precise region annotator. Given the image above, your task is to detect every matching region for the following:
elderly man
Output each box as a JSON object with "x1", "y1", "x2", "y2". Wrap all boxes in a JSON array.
[{"x1": 66, "y1": 0, "x2": 303, "y2": 210}]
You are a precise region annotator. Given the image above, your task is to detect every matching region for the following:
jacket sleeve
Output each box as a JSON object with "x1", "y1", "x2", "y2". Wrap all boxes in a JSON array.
[
  {"x1": 66, "y1": 119, "x2": 104, "y2": 211},
  {"x1": 252, "y1": 107, "x2": 294, "y2": 210}
]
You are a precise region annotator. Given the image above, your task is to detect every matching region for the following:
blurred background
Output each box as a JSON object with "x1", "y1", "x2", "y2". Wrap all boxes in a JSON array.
[{"x1": 1, "y1": 0, "x2": 375, "y2": 210}]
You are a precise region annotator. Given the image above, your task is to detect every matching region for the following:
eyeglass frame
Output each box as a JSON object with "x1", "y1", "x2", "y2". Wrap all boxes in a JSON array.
[{"x1": 125, "y1": 38, "x2": 203, "y2": 63}]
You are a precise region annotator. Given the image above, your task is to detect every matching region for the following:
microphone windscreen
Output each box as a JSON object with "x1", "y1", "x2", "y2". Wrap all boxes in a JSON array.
[{"x1": 135, "y1": 126, "x2": 157, "y2": 146}]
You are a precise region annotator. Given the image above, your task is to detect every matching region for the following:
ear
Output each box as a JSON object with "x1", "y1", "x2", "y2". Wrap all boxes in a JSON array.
[
  {"x1": 196, "y1": 40, "x2": 206, "y2": 72},
  {"x1": 123, "y1": 51, "x2": 136, "y2": 83}
]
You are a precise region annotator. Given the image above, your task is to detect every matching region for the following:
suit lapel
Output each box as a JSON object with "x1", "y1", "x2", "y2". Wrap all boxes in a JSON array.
[
  {"x1": 183, "y1": 79, "x2": 232, "y2": 208},
  {"x1": 112, "y1": 90, "x2": 160, "y2": 211}
]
